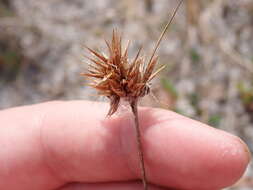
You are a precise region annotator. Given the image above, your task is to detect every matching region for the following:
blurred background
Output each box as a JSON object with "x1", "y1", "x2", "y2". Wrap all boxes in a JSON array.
[{"x1": 0, "y1": 0, "x2": 252, "y2": 189}]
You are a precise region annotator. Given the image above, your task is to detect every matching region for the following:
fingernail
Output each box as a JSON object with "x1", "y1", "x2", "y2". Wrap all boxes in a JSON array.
[{"x1": 236, "y1": 137, "x2": 251, "y2": 164}]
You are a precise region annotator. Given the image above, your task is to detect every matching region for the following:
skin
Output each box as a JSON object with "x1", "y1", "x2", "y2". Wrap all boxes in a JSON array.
[{"x1": 0, "y1": 101, "x2": 250, "y2": 190}]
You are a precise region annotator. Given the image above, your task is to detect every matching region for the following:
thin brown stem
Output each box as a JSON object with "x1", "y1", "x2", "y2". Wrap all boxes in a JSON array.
[
  {"x1": 130, "y1": 99, "x2": 148, "y2": 190},
  {"x1": 146, "y1": 0, "x2": 184, "y2": 67}
]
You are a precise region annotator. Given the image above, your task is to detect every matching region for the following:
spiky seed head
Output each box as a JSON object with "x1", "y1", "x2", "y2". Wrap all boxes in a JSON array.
[{"x1": 82, "y1": 30, "x2": 163, "y2": 116}]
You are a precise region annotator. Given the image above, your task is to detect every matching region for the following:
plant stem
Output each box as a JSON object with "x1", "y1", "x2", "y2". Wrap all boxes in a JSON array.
[{"x1": 130, "y1": 99, "x2": 148, "y2": 190}]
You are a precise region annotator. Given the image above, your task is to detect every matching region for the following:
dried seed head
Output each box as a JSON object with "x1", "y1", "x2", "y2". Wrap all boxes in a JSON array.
[
  {"x1": 82, "y1": 30, "x2": 163, "y2": 115},
  {"x1": 82, "y1": 2, "x2": 183, "y2": 190},
  {"x1": 83, "y1": 0, "x2": 183, "y2": 117}
]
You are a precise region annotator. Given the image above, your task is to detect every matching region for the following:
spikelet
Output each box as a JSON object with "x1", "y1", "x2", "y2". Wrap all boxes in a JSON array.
[{"x1": 82, "y1": 30, "x2": 162, "y2": 116}]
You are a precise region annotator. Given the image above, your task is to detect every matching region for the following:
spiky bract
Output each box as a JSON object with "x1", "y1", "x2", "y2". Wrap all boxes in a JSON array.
[{"x1": 82, "y1": 30, "x2": 162, "y2": 115}]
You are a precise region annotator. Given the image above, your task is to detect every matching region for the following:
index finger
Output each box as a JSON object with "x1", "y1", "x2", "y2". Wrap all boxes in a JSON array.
[{"x1": 0, "y1": 101, "x2": 250, "y2": 190}]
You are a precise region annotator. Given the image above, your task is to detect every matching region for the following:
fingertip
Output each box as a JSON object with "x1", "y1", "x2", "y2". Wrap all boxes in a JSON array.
[
  {"x1": 218, "y1": 135, "x2": 251, "y2": 186},
  {"x1": 141, "y1": 109, "x2": 250, "y2": 189}
]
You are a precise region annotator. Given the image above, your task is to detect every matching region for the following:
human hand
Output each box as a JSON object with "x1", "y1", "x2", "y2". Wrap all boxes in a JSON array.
[{"x1": 0, "y1": 101, "x2": 250, "y2": 190}]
